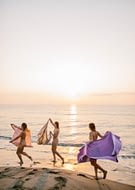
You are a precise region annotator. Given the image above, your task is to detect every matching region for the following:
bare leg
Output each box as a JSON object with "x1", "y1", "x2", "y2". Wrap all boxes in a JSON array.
[
  {"x1": 55, "y1": 151, "x2": 64, "y2": 164},
  {"x1": 21, "y1": 151, "x2": 33, "y2": 161},
  {"x1": 103, "y1": 170, "x2": 107, "y2": 179},
  {"x1": 52, "y1": 145, "x2": 64, "y2": 164},
  {"x1": 16, "y1": 152, "x2": 23, "y2": 166},
  {"x1": 95, "y1": 163, "x2": 107, "y2": 179},
  {"x1": 94, "y1": 166, "x2": 98, "y2": 180},
  {"x1": 16, "y1": 146, "x2": 23, "y2": 166},
  {"x1": 90, "y1": 159, "x2": 107, "y2": 179},
  {"x1": 52, "y1": 145, "x2": 56, "y2": 162}
]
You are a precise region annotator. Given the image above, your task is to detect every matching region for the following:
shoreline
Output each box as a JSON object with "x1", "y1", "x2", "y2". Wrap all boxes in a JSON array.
[{"x1": 0, "y1": 148, "x2": 135, "y2": 189}]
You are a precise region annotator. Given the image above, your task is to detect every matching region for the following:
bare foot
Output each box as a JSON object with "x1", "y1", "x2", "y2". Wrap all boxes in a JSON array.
[
  {"x1": 29, "y1": 156, "x2": 33, "y2": 161},
  {"x1": 18, "y1": 161, "x2": 23, "y2": 166},
  {"x1": 62, "y1": 158, "x2": 64, "y2": 164},
  {"x1": 103, "y1": 171, "x2": 107, "y2": 179}
]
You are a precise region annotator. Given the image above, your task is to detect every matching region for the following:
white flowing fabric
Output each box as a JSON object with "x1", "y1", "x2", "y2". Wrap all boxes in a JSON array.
[{"x1": 37, "y1": 121, "x2": 52, "y2": 145}]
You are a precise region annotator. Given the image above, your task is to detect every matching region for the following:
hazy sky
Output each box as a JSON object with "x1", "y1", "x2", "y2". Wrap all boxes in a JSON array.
[{"x1": 0, "y1": 0, "x2": 135, "y2": 105}]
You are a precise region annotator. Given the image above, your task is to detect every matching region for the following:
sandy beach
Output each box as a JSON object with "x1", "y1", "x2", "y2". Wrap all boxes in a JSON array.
[
  {"x1": 1, "y1": 0, "x2": 135, "y2": 188},
  {"x1": 0, "y1": 148, "x2": 135, "y2": 190},
  {"x1": 0, "y1": 166, "x2": 135, "y2": 190}
]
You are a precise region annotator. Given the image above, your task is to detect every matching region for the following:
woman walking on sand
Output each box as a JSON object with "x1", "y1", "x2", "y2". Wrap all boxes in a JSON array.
[
  {"x1": 78, "y1": 123, "x2": 121, "y2": 180},
  {"x1": 89, "y1": 123, "x2": 107, "y2": 180},
  {"x1": 10, "y1": 123, "x2": 33, "y2": 166},
  {"x1": 49, "y1": 118, "x2": 64, "y2": 164}
]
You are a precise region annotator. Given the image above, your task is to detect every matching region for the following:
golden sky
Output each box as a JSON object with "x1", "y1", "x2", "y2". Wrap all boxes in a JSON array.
[{"x1": 0, "y1": 0, "x2": 135, "y2": 105}]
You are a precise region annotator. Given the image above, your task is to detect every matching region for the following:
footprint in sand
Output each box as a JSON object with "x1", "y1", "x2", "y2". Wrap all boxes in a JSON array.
[
  {"x1": 12, "y1": 179, "x2": 24, "y2": 189},
  {"x1": 25, "y1": 177, "x2": 30, "y2": 181},
  {"x1": 28, "y1": 171, "x2": 35, "y2": 175},
  {"x1": 48, "y1": 176, "x2": 67, "y2": 190},
  {"x1": 47, "y1": 170, "x2": 60, "y2": 174},
  {"x1": 4, "y1": 168, "x2": 10, "y2": 171}
]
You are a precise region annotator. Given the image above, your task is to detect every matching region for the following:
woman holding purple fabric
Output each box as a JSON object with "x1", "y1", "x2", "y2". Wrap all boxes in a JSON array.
[
  {"x1": 89, "y1": 123, "x2": 107, "y2": 180},
  {"x1": 77, "y1": 123, "x2": 121, "y2": 180}
]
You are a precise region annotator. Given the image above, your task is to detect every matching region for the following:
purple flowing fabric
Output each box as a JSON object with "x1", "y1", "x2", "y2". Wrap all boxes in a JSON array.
[{"x1": 77, "y1": 131, "x2": 122, "y2": 163}]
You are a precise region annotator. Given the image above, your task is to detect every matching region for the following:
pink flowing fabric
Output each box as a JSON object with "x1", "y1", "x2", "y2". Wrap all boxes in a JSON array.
[
  {"x1": 11, "y1": 124, "x2": 32, "y2": 147},
  {"x1": 77, "y1": 131, "x2": 122, "y2": 163}
]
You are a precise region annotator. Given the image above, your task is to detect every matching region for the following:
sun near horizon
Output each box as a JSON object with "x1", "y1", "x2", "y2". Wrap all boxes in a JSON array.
[
  {"x1": 1, "y1": 1, "x2": 135, "y2": 105},
  {"x1": 1, "y1": 63, "x2": 135, "y2": 105}
]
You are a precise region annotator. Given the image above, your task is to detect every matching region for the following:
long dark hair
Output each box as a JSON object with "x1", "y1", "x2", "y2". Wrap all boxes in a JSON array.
[
  {"x1": 89, "y1": 123, "x2": 95, "y2": 131},
  {"x1": 21, "y1": 123, "x2": 27, "y2": 131},
  {"x1": 55, "y1": 121, "x2": 59, "y2": 129}
]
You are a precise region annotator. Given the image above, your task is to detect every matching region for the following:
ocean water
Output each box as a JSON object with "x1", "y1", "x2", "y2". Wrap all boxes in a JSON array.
[{"x1": 0, "y1": 104, "x2": 135, "y2": 185}]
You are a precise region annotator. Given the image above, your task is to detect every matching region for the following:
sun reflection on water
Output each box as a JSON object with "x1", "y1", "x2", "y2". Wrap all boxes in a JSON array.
[
  {"x1": 70, "y1": 105, "x2": 77, "y2": 139},
  {"x1": 70, "y1": 104, "x2": 77, "y2": 123}
]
